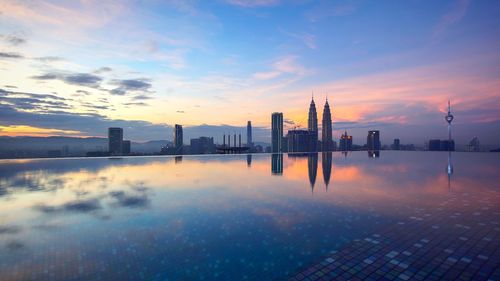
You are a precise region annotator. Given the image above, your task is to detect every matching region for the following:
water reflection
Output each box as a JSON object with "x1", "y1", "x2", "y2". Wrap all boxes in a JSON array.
[
  {"x1": 322, "y1": 152, "x2": 332, "y2": 190},
  {"x1": 368, "y1": 150, "x2": 380, "y2": 158},
  {"x1": 271, "y1": 153, "x2": 283, "y2": 175},
  {"x1": 0, "y1": 152, "x2": 498, "y2": 280},
  {"x1": 175, "y1": 156, "x2": 183, "y2": 163},
  {"x1": 447, "y1": 151, "x2": 453, "y2": 190},
  {"x1": 308, "y1": 153, "x2": 318, "y2": 192}
]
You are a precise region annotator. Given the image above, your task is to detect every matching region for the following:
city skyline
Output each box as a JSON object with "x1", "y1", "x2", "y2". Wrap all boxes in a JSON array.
[{"x1": 0, "y1": 0, "x2": 499, "y2": 145}]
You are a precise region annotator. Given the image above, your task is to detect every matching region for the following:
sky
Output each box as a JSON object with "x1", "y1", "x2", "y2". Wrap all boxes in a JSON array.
[{"x1": 0, "y1": 0, "x2": 499, "y2": 145}]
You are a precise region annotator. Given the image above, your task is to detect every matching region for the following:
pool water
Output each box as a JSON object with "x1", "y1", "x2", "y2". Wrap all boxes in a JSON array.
[{"x1": 0, "y1": 152, "x2": 498, "y2": 280}]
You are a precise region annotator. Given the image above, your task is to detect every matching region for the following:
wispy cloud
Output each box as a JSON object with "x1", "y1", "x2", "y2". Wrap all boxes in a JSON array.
[
  {"x1": 225, "y1": 0, "x2": 280, "y2": 8},
  {"x1": 279, "y1": 28, "x2": 316, "y2": 49},
  {"x1": 0, "y1": 34, "x2": 26, "y2": 46},
  {"x1": 33, "y1": 56, "x2": 65, "y2": 62},
  {"x1": 305, "y1": 2, "x2": 356, "y2": 22},
  {"x1": 0, "y1": 0, "x2": 127, "y2": 28},
  {"x1": 31, "y1": 72, "x2": 103, "y2": 88},
  {"x1": 434, "y1": 0, "x2": 470, "y2": 37},
  {"x1": 253, "y1": 55, "x2": 310, "y2": 80},
  {"x1": 0, "y1": 52, "x2": 24, "y2": 59},
  {"x1": 109, "y1": 78, "x2": 152, "y2": 96}
]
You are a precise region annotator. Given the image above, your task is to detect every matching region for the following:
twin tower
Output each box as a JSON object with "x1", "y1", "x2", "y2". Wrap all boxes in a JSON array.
[{"x1": 308, "y1": 96, "x2": 334, "y2": 151}]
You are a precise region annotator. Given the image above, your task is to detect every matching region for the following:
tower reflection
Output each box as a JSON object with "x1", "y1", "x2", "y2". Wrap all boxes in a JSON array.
[
  {"x1": 447, "y1": 151, "x2": 453, "y2": 190},
  {"x1": 368, "y1": 150, "x2": 380, "y2": 158},
  {"x1": 271, "y1": 153, "x2": 283, "y2": 175},
  {"x1": 308, "y1": 153, "x2": 318, "y2": 193},
  {"x1": 341, "y1": 151, "x2": 349, "y2": 159},
  {"x1": 322, "y1": 152, "x2": 332, "y2": 191},
  {"x1": 247, "y1": 154, "x2": 252, "y2": 167}
]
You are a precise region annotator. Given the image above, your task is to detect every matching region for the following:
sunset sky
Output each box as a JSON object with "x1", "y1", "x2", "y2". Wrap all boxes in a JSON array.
[{"x1": 0, "y1": 0, "x2": 499, "y2": 145}]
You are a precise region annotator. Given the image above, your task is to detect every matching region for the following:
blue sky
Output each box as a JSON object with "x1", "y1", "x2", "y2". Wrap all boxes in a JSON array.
[{"x1": 0, "y1": 0, "x2": 499, "y2": 145}]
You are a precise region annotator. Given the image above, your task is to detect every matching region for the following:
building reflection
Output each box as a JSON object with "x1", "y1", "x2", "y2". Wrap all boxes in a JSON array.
[
  {"x1": 247, "y1": 154, "x2": 252, "y2": 167},
  {"x1": 175, "y1": 156, "x2": 183, "y2": 163},
  {"x1": 368, "y1": 150, "x2": 380, "y2": 158},
  {"x1": 271, "y1": 153, "x2": 283, "y2": 175},
  {"x1": 341, "y1": 151, "x2": 349, "y2": 159},
  {"x1": 322, "y1": 152, "x2": 332, "y2": 191},
  {"x1": 308, "y1": 153, "x2": 318, "y2": 193},
  {"x1": 447, "y1": 151, "x2": 453, "y2": 190}
]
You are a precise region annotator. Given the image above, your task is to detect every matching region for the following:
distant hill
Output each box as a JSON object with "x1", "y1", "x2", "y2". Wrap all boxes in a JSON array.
[{"x1": 0, "y1": 136, "x2": 171, "y2": 158}]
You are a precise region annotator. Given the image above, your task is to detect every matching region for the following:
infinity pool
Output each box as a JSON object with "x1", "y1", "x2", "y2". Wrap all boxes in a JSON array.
[{"x1": 0, "y1": 152, "x2": 498, "y2": 280}]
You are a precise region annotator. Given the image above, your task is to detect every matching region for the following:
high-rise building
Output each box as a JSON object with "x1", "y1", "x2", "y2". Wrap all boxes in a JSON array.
[
  {"x1": 271, "y1": 112, "x2": 283, "y2": 153},
  {"x1": 428, "y1": 139, "x2": 455, "y2": 151},
  {"x1": 287, "y1": 129, "x2": 313, "y2": 152},
  {"x1": 392, "y1": 139, "x2": 400, "y2": 150},
  {"x1": 429, "y1": 139, "x2": 441, "y2": 151},
  {"x1": 469, "y1": 137, "x2": 480, "y2": 152},
  {"x1": 247, "y1": 121, "x2": 253, "y2": 147},
  {"x1": 108, "y1": 127, "x2": 123, "y2": 155},
  {"x1": 440, "y1": 140, "x2": 455, "y2": 151},
  {"x1": 321, "y1": 98, "x2": 333, "y2": 151},
  {"x1": 174, "y1": 124, "x2": 183, "y2": 153},
  {"x1": 190, "y1": 136, "x2": 215, "y2": 154},
  {"x1": 367, "y1": 130, "x2": 380, "y2": 151},
  {"x1": 122, "y1": 140, "x2": 131, "y2": 155},
  {"x1": 308, "y1": 97, "x2": 318, "y2": 152},
  {"x1": 339, "y1": 131, "x2": 353, "y2": 151}
]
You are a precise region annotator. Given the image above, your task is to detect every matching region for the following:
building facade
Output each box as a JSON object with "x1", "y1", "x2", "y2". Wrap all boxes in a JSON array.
[
  {"x1": 190, "y1": 136, "x2": 215, "y2": 154},
  {"x1": 339, "y1": 131, "x2": 353, "y2": 151},
  {"x1": 174, "y1": 124, "x2": 183, "y2": 153},
  {"x1": 271, "y1": 112, "x2": 283, "y2": 153},
  {"x1": 392, "y1": 139, "x2": 400, "y2": 150},
  {"x1": 247, "y1": 121, "x2": 253, "y2": 147},
  {"x1": 122, "y1": 140, "x2": 131, "y2": 155},
  {"x1": 321, "y1": 99, "x2": 333, "y2": 151},
  {"x1": 367, "y1": 130, "x2": 381, "y2": 151},
  {"x1": 108, "y1": 127, "x2": 123, "y2": 155},
  {"x1": 308, "y1": 97, "x2": 318, "y2": 152},
  {"x1": 287, "y1": 129, "x2": 314, "y2": 153}
]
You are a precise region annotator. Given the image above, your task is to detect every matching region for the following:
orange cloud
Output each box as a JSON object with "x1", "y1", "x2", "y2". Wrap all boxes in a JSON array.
[{"x1": 0, "y1": 125, "x2": 83, "y2": 137}]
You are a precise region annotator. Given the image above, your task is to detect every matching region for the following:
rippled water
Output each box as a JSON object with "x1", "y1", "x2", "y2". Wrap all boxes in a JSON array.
[{"x1": 0, "y1": 152, "x2": 498, "y2": 280}]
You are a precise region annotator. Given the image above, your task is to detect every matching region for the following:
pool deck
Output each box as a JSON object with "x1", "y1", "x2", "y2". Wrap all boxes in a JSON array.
[{"x1": 288, "y1": 189, "x2": 500, "y2": 280}]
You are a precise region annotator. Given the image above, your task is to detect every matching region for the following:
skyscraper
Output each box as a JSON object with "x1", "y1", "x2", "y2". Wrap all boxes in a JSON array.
[
  {"x1": 271, "y1": 112, "x2": 283, "y2": 153},
  {"x1": 321, "y1": 98, "x2": 333, "y2": 151},
  {"x1": 339, "y1": 131, "x2": 353, "y2": 151},
  {"x1": 174, "y1": 124, "x2": 183, "y2": 153},
  {"x1": 108, "y1": 127, "x2": 123, "y2": 155},
  {"x1": 287, "y1": 129, "x2": 313, "y2": 152},
  {"x1": 367, "y1": 130, "x2": 380, "y2": 151},
  {"x1": 392, "y1": 139, "x2": 400, "y2": 150},
  {"x1": 308, "y1": 96, "x2": 318, "y2": 152},
  {"x1": 122, "y1": 140, "x2": 131, "y2": 155},
  {"x1": 190, "y1": 137, "x2": 215, "y2": 154},
  {"x1": 247, "y1": 121, "x2": 253, "y2": 147}
]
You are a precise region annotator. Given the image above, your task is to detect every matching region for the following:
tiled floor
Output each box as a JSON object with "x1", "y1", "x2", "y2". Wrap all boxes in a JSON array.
[{"x1": 289, "y1": 190, "x2": 500, "y2": 280}]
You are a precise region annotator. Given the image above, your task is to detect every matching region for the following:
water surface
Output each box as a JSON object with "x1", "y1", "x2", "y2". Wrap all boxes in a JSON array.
[{"x1": 0, "y1": 152, "x2": 498, "y2": 280}]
